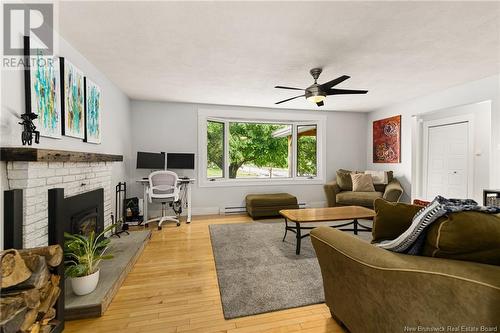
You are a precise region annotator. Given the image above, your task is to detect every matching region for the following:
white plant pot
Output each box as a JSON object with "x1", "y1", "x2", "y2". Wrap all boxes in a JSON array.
[{"x1": 71, "y1": 269, "x2": 100, "y2": 296}]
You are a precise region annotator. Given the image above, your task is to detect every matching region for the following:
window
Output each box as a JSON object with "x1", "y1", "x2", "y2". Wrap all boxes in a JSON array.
[
  {"x1": 199, "y1": 109, "x2": 325, "y2": 186},
  {"x1": 207, "y1": 121, "x2": 224, "y2": 178},
  {"x1": 297, "y1": 125, "x2": 317, "y2": 177},
  {"x1": 229, "y1": 122, "x2": 291, "y2": 179}
]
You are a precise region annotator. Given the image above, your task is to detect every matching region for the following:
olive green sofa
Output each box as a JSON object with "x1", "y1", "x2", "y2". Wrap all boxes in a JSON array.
[
  {"x1": 324, "y1": 173, "x2": 403, "y2": 208},
  {"x1": 310, "y1": 226, "x2": 500, "y2": 332}
]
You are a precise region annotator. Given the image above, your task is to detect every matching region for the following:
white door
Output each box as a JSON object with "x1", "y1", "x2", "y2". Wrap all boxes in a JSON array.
[{"x1": 425, "y1": 121, "x2": 470, "y2": 200}]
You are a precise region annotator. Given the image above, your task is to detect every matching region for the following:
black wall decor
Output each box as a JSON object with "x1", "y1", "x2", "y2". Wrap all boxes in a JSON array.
[
  {"x1": 59, "y1": 57, "x2": 66, "y2": 136},
  {"x1": 21, "y1": 36, "x2": 40, "y2": 145}
]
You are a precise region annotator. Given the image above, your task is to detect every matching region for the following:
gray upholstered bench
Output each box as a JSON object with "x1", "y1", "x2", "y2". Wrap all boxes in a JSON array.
[{"x1": 245, "y1": 193, "x2": 298, "y2": 218}]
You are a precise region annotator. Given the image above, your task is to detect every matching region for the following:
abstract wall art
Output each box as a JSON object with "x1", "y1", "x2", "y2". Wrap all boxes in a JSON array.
[
  {"x1": 25, "y1": 36, "x2": 62, "y2": 139},
  {"x1": 373, "y1": 115, "x2": 401, "y2": 163},
  {"x1": 84, "y1": 78, "x2": 102, "y2": 144},
  {"x1": 61, "y1": 58, "x2": 85, "y2": 139}
]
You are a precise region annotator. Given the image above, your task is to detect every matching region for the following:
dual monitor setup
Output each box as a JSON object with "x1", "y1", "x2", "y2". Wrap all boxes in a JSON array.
[{"x1": 136, "y1": 151, "x2": 195, "y2": 172}]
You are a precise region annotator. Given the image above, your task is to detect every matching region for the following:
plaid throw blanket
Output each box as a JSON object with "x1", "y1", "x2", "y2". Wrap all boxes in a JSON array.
[{"x1": 374, "y1": 196, "x2": 500, "y2": 255}]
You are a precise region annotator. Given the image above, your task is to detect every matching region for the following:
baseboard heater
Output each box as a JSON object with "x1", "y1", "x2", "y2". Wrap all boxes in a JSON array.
[{"x1": 223, "y1": 202, "x2": 307, "y2": 215}]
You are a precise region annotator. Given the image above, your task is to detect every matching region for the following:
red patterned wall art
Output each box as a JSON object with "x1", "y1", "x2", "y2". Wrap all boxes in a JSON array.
[{"x1": 373, "y1": 115, "x2": 401, "y2": 163}]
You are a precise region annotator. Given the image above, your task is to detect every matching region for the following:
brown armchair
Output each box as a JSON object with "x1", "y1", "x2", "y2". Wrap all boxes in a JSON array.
[
  {"x1": 324, "y1": 177, "x2": 403, "y2": 208},
  {"x1": 310, "y1": 226, "x2": 500, "y2": 332}
]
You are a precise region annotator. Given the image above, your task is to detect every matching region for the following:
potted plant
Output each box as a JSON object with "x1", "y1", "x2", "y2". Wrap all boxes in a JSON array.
[{"x1": 64, "y1": 224, "x2": 114, "y2": 296}]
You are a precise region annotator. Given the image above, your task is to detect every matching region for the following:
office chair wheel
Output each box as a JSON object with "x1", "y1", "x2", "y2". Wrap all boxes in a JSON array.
[
  {"x1": 176, "y1": 222, "x2": 180, "y2": 227},
  {"x1": 158, "y1": 225, "x2": 162, "y2": 230}
]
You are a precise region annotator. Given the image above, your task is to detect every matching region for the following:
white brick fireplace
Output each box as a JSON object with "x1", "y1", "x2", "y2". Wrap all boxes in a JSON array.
[{"x1": 5, "y1": 160, "x2": 115, "y2": 248}]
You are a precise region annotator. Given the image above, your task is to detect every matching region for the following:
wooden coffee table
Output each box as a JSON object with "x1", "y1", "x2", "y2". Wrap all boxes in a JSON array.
[{"x1": 279, "y1": 206, "x2": 375, "y2": 255}]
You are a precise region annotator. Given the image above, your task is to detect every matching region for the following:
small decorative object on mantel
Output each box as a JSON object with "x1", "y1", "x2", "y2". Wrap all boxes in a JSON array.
[
  {"x1": 84, "y1": 77, "x2": 102, "y2": 144},
  {"x1": 18, "y1": 112, "x2": 40, "y2": 145},
  {"x1": 60, "y1": 57, "x2": 85, "y2": 139},
  {"x1": 24, "y1": 36, "x2": 62, "y2": 140},
  {"x1": 373, "y1": 115, "x2": 401, "y2": 163},
  {"x1": 483, "y1": 189, "x2": 500, "y2": 208}
]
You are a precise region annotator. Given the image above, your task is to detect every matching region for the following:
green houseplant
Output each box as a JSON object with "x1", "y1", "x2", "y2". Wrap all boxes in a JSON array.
[{"x1": 64, "y1": 224, "x2": 114, "y2": 295}]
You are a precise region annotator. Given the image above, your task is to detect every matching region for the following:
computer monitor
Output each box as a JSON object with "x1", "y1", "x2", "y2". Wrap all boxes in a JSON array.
[
  {"x1": 136, "y1": 151, "x2": 165, "y2": 169},
  {"x1": 167, "y1": 153, "x2": 195, "y2": 170}
]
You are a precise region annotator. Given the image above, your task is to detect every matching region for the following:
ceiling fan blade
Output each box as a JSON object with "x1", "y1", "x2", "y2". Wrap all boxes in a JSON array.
[
  {"x1": 319, "y1": 75, "x2": 350, "y2": 90},
  {"x1": 327, "y1": 88, "x2": 368, "y2": 95},
  {"x1": 275, "y1": 94, "x2": 305, "y2": 105},
  {"x1": 274, "y1": 86, "x2": 304, "y2": 91},
  {"x1": 316, "y1": 101, "x2": 324, "y2": 107}
]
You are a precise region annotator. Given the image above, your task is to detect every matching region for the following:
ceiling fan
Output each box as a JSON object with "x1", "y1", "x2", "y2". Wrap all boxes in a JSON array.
[{"x1": 274, "y1": 68, "x2": 368, "y2": 107}]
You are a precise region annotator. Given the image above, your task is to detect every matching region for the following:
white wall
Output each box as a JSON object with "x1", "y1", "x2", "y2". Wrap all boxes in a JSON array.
[
  {"x1": 129, "y1": 101, "x2": 368, "y2": 214},
  {"x1": 366, "y1": 75, "x2": 500, "y2": 203},
  {"x1": 1, "y1": 34, "x2": 132, "y2": 249}
]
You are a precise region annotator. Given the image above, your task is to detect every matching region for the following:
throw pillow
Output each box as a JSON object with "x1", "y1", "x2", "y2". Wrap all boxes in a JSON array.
[
  {"x1": 386, "y1": 171, "x2": 394, "y2": 183},
  {"x1": 372, "y1": 198, "x2": 423, "y2": 242},
  {"x1": 422, "y1": 212, "x2": 500, "y2": 265},
  {"x1": 364, "y1": 170, "x2": 388, "y2": 185},
  {"x1": 336, "y1": 170, "x2": 353, "y2": 191},
  {"x1": 413, "y1": 199, "x2": 431, "y2": 207},
  {"x1": 351, "y1": 173, "x2": 375, "y2": 192}
]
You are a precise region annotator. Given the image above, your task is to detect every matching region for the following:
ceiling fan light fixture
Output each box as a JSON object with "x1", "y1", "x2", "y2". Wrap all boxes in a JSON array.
[
  {"x1": 274, "y1": 68, "x2": 368, "y2": 106},
  {"x1": 307, "y1": 94, "x2": 326, "y2": 104}
]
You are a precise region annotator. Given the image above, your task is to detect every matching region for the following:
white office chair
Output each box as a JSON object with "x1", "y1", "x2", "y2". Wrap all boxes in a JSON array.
[{"x1": 147, "y1": 170, "x2": 181, "y2": 230}]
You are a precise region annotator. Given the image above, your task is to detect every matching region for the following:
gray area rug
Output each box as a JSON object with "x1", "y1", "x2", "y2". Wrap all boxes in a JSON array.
[{"x1": 209, "y1": 221, "x2": 323, "y2": 319}]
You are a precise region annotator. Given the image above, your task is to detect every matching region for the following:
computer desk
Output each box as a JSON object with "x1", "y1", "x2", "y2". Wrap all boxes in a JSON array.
[{"x1": 136, "y1": 178, "x2": 195, "y2": 224}]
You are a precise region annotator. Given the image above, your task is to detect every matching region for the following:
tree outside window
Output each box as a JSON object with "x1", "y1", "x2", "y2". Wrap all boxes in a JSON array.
[
  {"x1": 207, "y1": 121, "x2": 224, "y2": 178},
  {"x1": 229, "y1": 122, "x2": 290, "y2": 178},
  {"x1": 206, "y1": 120, "x2": 318, "y2": 180},
  {"x1": 297, "y1": 125, "x2": 317, "y2": 177}
]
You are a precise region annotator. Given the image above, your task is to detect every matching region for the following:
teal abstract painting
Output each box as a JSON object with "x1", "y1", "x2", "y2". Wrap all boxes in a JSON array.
[
  {"x1": 85, "y1": 78, "x2": 102, "y2": 144},
  {"x1": 63, "y1": 59, "x2": 85, "y2": 139},
  {"x1": 30, "y1": 52, "x2": 61, "y2": 138}
]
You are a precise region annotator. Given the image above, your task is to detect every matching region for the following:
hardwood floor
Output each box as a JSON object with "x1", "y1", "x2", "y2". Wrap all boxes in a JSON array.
[{"x1": 65, "y1": 214, "x2": 344, "y2": 333}]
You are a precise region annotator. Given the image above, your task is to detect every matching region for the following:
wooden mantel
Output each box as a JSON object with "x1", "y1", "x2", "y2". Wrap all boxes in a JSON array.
[{"x1": 0, "y1": 147, "x2": 123, "y2": 162}]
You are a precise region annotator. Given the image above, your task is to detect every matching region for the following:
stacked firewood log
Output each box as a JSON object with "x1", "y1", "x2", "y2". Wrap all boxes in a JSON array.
[{"x1": 0, "y1": 245, "x2": 63, "y2": 333}]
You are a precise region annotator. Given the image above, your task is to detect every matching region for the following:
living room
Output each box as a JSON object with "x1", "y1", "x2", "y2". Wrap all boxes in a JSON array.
[{"x1": 1, "y1": 1, "x2": 499, "y2": 333}]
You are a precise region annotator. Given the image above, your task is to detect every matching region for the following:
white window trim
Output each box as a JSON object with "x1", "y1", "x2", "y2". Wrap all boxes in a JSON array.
[{"x1": 198, "y1": 108, "x2": 327, "y2": 188}]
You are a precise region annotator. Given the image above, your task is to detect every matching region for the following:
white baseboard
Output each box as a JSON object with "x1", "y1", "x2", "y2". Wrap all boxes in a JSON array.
[{"x1": 191, "y1": 206, "x2": 221, "y2": 215}]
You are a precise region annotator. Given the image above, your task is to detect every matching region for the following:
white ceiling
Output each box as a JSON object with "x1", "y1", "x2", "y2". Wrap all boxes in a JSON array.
[{"x1": 58, "y1": 1, "x2": 500, "y2": 112}]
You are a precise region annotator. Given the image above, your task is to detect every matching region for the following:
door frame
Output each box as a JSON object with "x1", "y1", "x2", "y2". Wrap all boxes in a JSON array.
[{"x1": 421, "y1": 114, "x2": 474, "y2": 200}]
